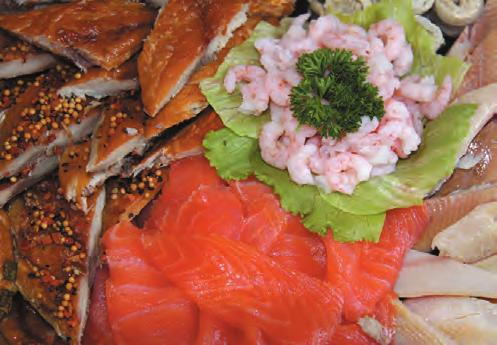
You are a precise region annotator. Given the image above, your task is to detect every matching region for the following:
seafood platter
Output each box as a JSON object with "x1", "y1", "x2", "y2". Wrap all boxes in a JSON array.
[{"x1": 0, "y1": 0, "x2": 496, "y2": 344}]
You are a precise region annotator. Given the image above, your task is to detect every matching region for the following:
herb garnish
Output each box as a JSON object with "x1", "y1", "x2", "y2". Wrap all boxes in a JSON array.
[{"x1": 290, "y1": 48, "x2": 385, "y2": 139}]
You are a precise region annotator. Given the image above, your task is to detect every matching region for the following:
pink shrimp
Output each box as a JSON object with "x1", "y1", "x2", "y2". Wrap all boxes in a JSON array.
[
  {"x1": 259, "y1": 121, "x2": 291, "y2": 169},
  {"x1": 369, "y1": 19, "x2": 407, "y2": 62},
  {"x1": 287, "y1": 144, "x2": 318, "y2": 185},
  {"x1": 367, "y1": 53, "x2": 399, "y2": 100},
  {"x1": 308, "y1": 15, "x2": 347, "y2": 44},
  {"x1": 224, "y1": 65, "x2": 269, "y2": 115},
  {"x1": 265, "y1": 72, "x2": 292, "y2": 107},
  {"x1": 255, "y1": 38, "x2": 296, "y2": 71},
  {"x1": 420, "y1": 76, "x2": 453, "y2": 120},
  {"x1": 317, "y1": 152, "x2": 373, "y2": 194},
  {"x1": 398, "y1": 75, "x2": 437, "y2": 103},
  {"x1": 393, "y1": 43, "x2": 414, "y2": 76}
]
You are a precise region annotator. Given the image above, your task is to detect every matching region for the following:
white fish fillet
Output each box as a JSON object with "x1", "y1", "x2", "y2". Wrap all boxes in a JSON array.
[
  {"x1": 473, "y1": 255, "x2": 497, "y2": 274},
  {"x1": 392, "y1": 299, "x2": 456, "y2": 345},
  {"x1": 404, "y1": 297, "x2": 497, "y2": 345},
  {"x1": 432, "y1": 201, "x2": 497, "y2": 263},
  {"x1": 395, "y1": 250, "x2": 497, "y2": 298}
]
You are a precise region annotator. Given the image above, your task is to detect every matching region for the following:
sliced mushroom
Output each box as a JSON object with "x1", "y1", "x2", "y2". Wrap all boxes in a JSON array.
[
  {"x1": 435, "y1": 0, "x2": 484, "y2": 27},
  {"x1": 324, "y1": 0, "x2": 372, "y2": 14},
  {"x1": 309, "y1": 0, "x2": 326, "y2": 15},
  {"x1": 415, "y1": 15, "x2": 445, "y2": 51},
  {"x1": 412, "y1": 0, "x2": 434, "y2": 14}
]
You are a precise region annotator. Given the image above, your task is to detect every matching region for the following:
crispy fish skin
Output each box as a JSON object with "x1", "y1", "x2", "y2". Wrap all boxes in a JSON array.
[
  {"x1": 144, "y1": 16, "x2": 262, "y2": 138},
  {"x1": 0, "y1": 210, "x2": 16, "y2": 322},
  {"x1": 0, "y1": 294, "x2": 67, "y2": 345},
  {"x1": 102, "y1": 168, "x2": 166, "y2": 231},
  {"x1": 0, "y1": 32, "x2": 56, "y2": 80},
  {"x1": 57, "y1": 61, "x2": 138, "y2": 100},
  {"x1": 0, "y1": 155, "x2": 59, "y2": 208},
  {"x1": 0, "y1": 65, "x2": 102, "y2": 179},
  {"x1": 138, "y1": 0, "x2": 248, "y2": 116},
  {"x1": 133, "y1": 109, "x2": 223, "y2": 176},
  {"x1": 104, "y1": 110, "x2": 223, "y2": 229},
  {"x1": 86, "y1": 97, "x2": 147, "y2": 173},
  {"x1": 0, "y1": 0, "x2": 155, "y2": 71},
  {"x1": 138, "y1": 0, "x2": 206, "y2": 116},
  {"x1": 58, "y1": 141, "x2": 93, "y2": 213},
  {"x1": 9, "y1": 179, "x2": 105, "y2": 343},
  {"x1": 249, "y1": 0, "x2": 296, "y2": 17}
]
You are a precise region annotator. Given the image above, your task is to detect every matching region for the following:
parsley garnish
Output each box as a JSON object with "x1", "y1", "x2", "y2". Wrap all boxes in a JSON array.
[{"x1": 290, "y1": 48, "x2": 385, "y2": 139}]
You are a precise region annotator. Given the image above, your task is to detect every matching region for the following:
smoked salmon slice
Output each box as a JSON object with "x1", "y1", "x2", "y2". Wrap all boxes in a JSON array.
[
  {"x1": 324, "y1": 206, "x2": 429, "y2": 322},
  {"x1": 83, "y1": 267, "x2": 115, "y2": 345},
  {"x1": 143, "y1": 234, "x2": 343, "y2": 345},
  {"x1": 103, "y1": 222, "x2": 198, "y2": 345},
  {"x1": 195, "y1": 313, "x2": 242, "y2": 345},
  {"x1": 269, "y1": 216, "x2": 327, "y2": 279}
]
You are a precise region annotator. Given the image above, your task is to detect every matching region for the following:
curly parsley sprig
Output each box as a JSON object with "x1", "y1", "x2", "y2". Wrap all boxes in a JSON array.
[{"x1": 290, "y1": 48, "x2": 385, "y2": 139}]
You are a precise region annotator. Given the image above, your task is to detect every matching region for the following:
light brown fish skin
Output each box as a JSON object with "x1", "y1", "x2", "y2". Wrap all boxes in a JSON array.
[
  {"x1": 417, "y1": 185, "x2": 497, "y2": 252},
  {"x1": 250, "y1": 0, "x2": 296, "y2": 17},
  {"x1": 419, "y1": 84, "x2": 497, "y2": 251},
  {"x1": 437, "y1": 119, "x2": 497, "y2": 197},
  {"x1": 138, "y1": 0, "x2": 248, "y2": 116},
  {"x1": 450, "y1": 0, "x2": 497, "y2": 97},
  {"x1": 144, "y1": 16, "x2": 262, "y2": 138},
  {"x1": 0, "y1": 0, "x2": 155, "y2": 71}
]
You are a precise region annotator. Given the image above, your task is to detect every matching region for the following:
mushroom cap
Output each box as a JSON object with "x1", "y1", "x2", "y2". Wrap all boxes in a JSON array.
[
  {"x1": 412, "y1": 0, "x2": 435, "y2": 14},
  {"x1": 325, "y1": 0, "x2": 372, "y2": 15},
  {"x1": 435, "y1": 0, "x2": 484, "y2": 26}
]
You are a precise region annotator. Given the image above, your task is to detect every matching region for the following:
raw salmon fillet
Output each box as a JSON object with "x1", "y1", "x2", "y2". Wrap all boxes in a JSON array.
[
  {"x1": 324, "y1": 206, "x2": 429, "y2": 322},
  {"x1": 83, "y1": 267, "x2": 115, "y2": 345},
  {"x1": 103, "y1": 222, "x2": 198, "y2": 345},
  {"x1": 92, "y1": 155, "x2": 428, "y2": 344},
  {"x1": 143, "y1": 234, "x2": 343, "y2": 345}
]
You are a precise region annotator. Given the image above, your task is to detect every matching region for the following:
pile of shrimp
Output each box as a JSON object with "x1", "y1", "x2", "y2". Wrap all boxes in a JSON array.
[{"x1": 224, "y1": 14, "x2": 452, "y2": 194}]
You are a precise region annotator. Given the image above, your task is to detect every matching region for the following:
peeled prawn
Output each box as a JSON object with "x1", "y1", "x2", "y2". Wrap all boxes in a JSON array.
[
  {"x1": 259, "y1": 121, "x2": 291, "y2": 169},
  {"x1": 287, "y1": 144, "x2": 318, "y2": 185},
  {"x1": 420, "y1": 76, "x2": 452, "y2": 120},
  {"x1": 224, "y1": 65, "x2": 269, "y2": 115},
  {"x1": 319, "y1": 152, "x2": 373, "y2": 194},
  {"x1": 369, "y1": 19, "x2": 407, "y2": 62},
  {"x1": 399, "y1": 75, "x2": 437, "y2": 103}
]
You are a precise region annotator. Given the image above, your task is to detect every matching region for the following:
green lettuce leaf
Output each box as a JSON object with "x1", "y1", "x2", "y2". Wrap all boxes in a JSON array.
[
  {"x1": 204, "y1": 128, "x2": 387, "y2": 242},
  {"x1": 330, "y1": 0, "x2": 469, "y2": 90},
  {"x1": 303, "y1": 198, "x2": 386, "y2": 242},
  {"x1": 200, "y1": 21, "x2": 288, "y2": 138},
  {"x1": 201, "y1": 0, "x2": 474, "y2": 242},
  {"x1": 203, "y1": 129, "x2": 257, "y2": 180},
  {"x1": 320, "y1": 103, "x2": 478, "y2": 215}
]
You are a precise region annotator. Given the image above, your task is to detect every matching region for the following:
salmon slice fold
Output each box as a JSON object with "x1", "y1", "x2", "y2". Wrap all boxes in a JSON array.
[
  {"x1": 103, "y1": 222, "x2": 198, "y2": 345},
  {"x1": 0, "y1": 0, "x2": 155, "y2": 71},
  {"x1": 143, "y1": 233, "x2": 343, "y2": 345},
  {"x1": 138, "y1": 0, "x2": 248, "y2": 116}
]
